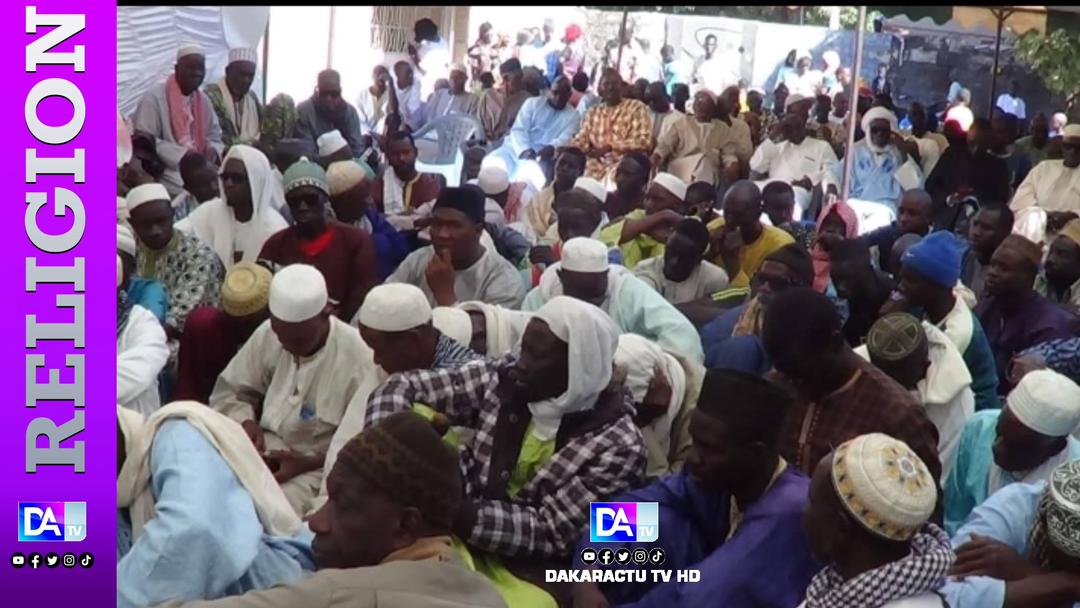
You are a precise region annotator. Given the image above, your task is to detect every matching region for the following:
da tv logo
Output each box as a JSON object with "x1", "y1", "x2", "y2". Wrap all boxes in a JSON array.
[
  {"x1": 18, "y1": 502, "x2": 86, "y2": 542},
  {"x1": 589, "y1": 502, "x2": 659, "y2": 543}
]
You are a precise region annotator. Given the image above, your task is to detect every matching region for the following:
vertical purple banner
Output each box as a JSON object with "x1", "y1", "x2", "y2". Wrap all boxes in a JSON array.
[{"x1": 0, "y1": 1, "x2": 116, "y2": 605}]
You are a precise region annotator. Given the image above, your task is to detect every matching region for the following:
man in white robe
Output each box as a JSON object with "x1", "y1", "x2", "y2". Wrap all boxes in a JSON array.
[
  {"x1": 210, "y1": 264, "x2": 377, "y2": 516},
  {"x1": 750, "y1": 110, "x2": 838, "y2": 220},
  {"x1": 1010, "y1": 124, "x2": 1080, "y2": 242},
  {"x1": 486, "y1": 75, "x2": 581, "y2": 188},
  {"x1": 118, "y1": 255, "x2": 169, "y2": 417},
  {"x1": 205, "y1": 48, "x2": 263, "y2": 148},
  {"x1": 133, "y1": 44, "x2": 225, "y2": 196}
]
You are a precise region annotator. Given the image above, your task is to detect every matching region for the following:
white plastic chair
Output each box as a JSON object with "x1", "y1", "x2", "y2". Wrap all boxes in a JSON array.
[{"x1": 413, "y1": 113, "x2": 484, "y2": 187}]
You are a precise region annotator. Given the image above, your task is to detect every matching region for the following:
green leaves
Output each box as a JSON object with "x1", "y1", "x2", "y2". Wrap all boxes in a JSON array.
[{"x1": 1015, "y1": 30, "x2": 1080, "y2": 112}]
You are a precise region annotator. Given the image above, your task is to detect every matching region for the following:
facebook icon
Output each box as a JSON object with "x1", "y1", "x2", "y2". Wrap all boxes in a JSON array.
[{"x1": 589, "y1": 502, "x2": 660, "y2": 543}]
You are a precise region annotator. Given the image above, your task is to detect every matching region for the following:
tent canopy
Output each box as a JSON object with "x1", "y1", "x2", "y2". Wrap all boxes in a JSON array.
[{"x1": 872, "y1": 5, "x2": 1080, "y2": 36}]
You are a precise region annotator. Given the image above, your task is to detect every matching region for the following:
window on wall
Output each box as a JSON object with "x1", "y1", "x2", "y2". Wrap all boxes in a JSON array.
[{"x1": 372, "y1": 6, "x2": 422, "y2": 54}]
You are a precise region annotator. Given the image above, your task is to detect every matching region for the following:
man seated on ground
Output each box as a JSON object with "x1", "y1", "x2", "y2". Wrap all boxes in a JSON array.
[
  {"x1": 943, "y1": 369, "x2": 1080, "y2": 535},
  {"x1": 701, "y1": 243, "x2": 814, "y2": 374},
  {"x1": 325, "y1": 160, "x2": 410, "y2": 281},
  {"x1": 172, "y1": 152, "x2": 221, "y2": 222},
  {"x1": 858, "y1": 314, "x2": 975, "y2": 482},
  {"x1": 388, "y1": 186, "x2": 526, "y2": 309},
  {"x1": 572, "y1": 368, "x2": 820, "y2": 608},
  {"x1": 371, "y1": 131, "x2": 443, "y2": 218},
  {"x1": 990, "y1": 112, "x2": 1032, "y2": 190},
  {"x1": 259, "y1": 159, "x2": 377, "y2": 322},
  {"x1": 117, "y1": 403, "x2": 314, "y2": 608},
  {"x1": 118, "y1": 255, "x2": 169, "y2": 417},
  {"x1": 976, "y1": 234, "x2": 1075, "y2": 390},
  {"x1": 1013, "y1": 337, "x2": 1080, "y2": 386},
  {"x1": 685, "y1": 180, "x2": 718, "y2": 221},
  {"x1": 364, "y1": 297, "x2": 647, "y2": 606},
  {"x1": 942, "y1": 460, "x2": 1080, "y2": 607},
  {"x1": 749, "y1": 110, "x2": 838, "y2": 220},
  {"x1": 175, "y1": 262, "x2": 271, "y2": 403},
  {"x1": 652, "y1": 90, "x2": 738, "y2": 185},
  {"x1": 961, "y1": 205, "x2": 1014, "y2": 298},
  {"x1": 762, "y1": 287, "x2": 942, "y2": 480},
  {"x1": 1034, "y1": 218, "x2": 1080, "y2": 314},
  {"x1": 526, "y1": 147, "x2": 586, "y2": 240},
  {"x1": 810, "y1": 199, "x2": 859, "y2": 293},
  {"x1": 899, "y1": 232, "x2": 1000, "y2": 410},
  {"x1": 707, "y1": 180, "x2": 795, "y2": 288},
  {"x1": 763, "y1": 181, "x2": 814, "y2": 250},
  {"x1": 477, "y1": 164, "x2": 536, "y2": 240},
  {"x1": 431, "y1": 302, "x2": 533, "y2": 358},
  {"x1": 828, "y1": 238, "x2": 896, "y2": 346},
  {"x1": 525, "y1": 187, "x2": 620, "y2": 287},
  {"x1": 487, "y1": 75, "x2": 580, "y2": 186},
  {"x1": 210, "y1": 264, "x2": 376, "y2": 516},
  {"x1": 799, "y1": 433, "x2": 951, "y2": 608},
  {"x1": 1010, "y1": 124, "x2": 1080, "y2": 241},
  {"x1": 315, "y1": 129, "x2": 371, "y2": 171},
  {"x1": 126, "y1": 183, "x2": 224, "y2": 349},
  {"x1": 634, "y1": 218, "x2": 729, "y2": 304},
  {"x1": 159, "y1": 411, "x2": 507, "y2": 608},
  {"x1": 524, "y1": 237, "x2": 705, "y2": 364},
  {"x1": 600, "y1": 172, "x2": 689, "y2": 268},
  {"x1": 133, "y1": 44, "x2": 224, "y2": 196},
  {"x1": 571, "y1": 68, "x2": 653, "y2": 186},
  {"x1": 860, "y1": 189, "x2": 933, "y2": 276},
  {"x1": 605, "y1": 151, "x2": 651, "y2": 220},
  {"x1": 293, "y1": 69, "x2": 366, "y2": 158}
]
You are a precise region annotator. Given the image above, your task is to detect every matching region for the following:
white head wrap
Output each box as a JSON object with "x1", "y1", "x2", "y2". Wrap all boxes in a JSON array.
[
  {"x1": 1007, "y1": 369, "x2": 1080, "y2": 437},
  {"x1": 561, "y1": 237, "x2": 609, "y2": 273},
  {"x1": 478, "y1": 165, "x2": 511, "y2": 196},
  {"x1": 357, "y1": 283, "x2": 432, "y2": 332},
  {"x1": 117, "y1": 224, "x2": 137, "y2": 256},
  {"x1": 228, "y1": 47, "x2": 258, "y2": 65},
  {"x1": 221, "y1": 144, "x2": 286, "y2": 220},
  {"x1": 832, "y1": 433, "x2": 937, "y2": 541},
  {"x1": 268, "y1": 264, "x2": 328, "y2": 323},
  {"x1": 176, "y1": 43, "x2": 204, "y2": 60},
  {"x1": 317, "y1": 130, "x2": 350, "y2": 157},
  {"x1": 125, "y1": 183, "x2": 171, "y2": 212},
  {"x1": 613, "y1": 334, "x2": 686, "y2": 455},
  {"x1": 651, "y1": 172, "x2": 688, "y2": 201},
  {"x1": 458, "y1": 301, "x2": 532, "y2": 357},
  {"x1": 431, "y1": 307, "x2": 472, "y2": 346},
  {"x1": 861, "y1": 106, "x2": 899, "y2": 137},
  {"x1": 526, "y1": 296, "x2": 620, "y2": 441},
  {"x1": 574, "y1": 177, "x2": 609, "y2": 205},
  {"x1": 326, "y1": 160, "x2": 368, "y2": 196}
]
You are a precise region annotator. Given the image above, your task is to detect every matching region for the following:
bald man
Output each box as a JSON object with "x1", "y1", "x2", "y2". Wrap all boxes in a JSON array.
[
  {"x1": 859, "y1": 189, "x2": 933, "y2": 275},
  {"x1": 294, "y1": 70, "x2": 366, "y2": 158}
]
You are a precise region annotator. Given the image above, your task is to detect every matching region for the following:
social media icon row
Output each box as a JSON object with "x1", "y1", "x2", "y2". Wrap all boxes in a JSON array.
[
  {"x1": 11, "y1": 552, "x2": 92, "y2": 569},
  {"x1": 580, "y1": 546, "x2": 665, "y2": 566}
]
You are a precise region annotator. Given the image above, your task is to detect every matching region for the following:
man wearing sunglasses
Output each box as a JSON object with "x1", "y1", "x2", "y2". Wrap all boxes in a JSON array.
[
  {"x1": 295, "y1": 70, "x2": 367, "y2": 159},
  {"x1": 839, "y1": 106, "x2": 925, "y2": 235}
]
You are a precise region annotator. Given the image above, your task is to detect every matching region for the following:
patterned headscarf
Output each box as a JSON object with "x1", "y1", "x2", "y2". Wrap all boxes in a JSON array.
[
  {"x1": 1030, "y1": 460, "x2": 1080, "y2": 568},
  {"x1": 260, "y1": 93, "x2": 298, "y2": 149}
]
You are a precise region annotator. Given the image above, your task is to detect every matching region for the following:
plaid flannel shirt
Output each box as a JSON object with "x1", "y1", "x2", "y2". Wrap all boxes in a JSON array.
[{"x1": 366, "y1": 355, "x2": 647, "y2": 559}]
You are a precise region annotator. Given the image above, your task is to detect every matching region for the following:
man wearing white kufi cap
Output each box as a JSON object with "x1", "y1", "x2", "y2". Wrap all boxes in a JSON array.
[
  {"x1": 365, "y1": 295, "x2": 646, "y2": 572},
  {"x1": 523, "y1": 237, "x2": 704, "y2": 363},
  {"x1": 832, "y1": 105, "x2": 925, "y2": 234},
  {"x1": 133, "y1": 42, "x2": 224, "y2": 196},
  {"x1": 601, "y1": 172, "x2": 688, "y2": 268},
  {"x1": 800, "y1": 433, "x2": 952, "y2": 608},
  {"x1": 476, "y1": 163, "x2": 538, "y2": 241},
  {"x1": 943, "y1": 459, "x2": 1080, "y2": 607},
  {"x1": 118, "y1": 221, "x2": 168, "y2": 325},
  {"x1": 1011, "y1": 124, "x2": 1080, "y2": 243},
  {"x1": 118, "y1": 251, "x2": 169, "y2": 418},
  {"x1": 206, "y1": 47, "x2": 264, "y2": 148},
  {"x1": 943, "y1": 368, "x2": 1080, "y2": 535},
  {"x1": 210, "y1": 263, "x2": 378, "y2": 516}
]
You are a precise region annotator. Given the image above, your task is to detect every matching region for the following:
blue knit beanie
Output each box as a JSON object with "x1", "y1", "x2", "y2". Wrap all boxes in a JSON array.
[{"x1": 901, "y1": 231, "x2": 967, "y2": 287}]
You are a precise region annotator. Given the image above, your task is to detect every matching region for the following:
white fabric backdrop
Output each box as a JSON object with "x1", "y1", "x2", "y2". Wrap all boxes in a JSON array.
[{"x1": 117, "y1": 6, "x2": 269, "y2": 117}]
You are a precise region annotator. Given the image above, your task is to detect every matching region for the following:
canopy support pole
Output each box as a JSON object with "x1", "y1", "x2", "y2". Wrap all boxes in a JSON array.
[
  {"x1": 616, "y1": 10, "x2": 629, "y2": 72},
  {"x1": 840, "y1": 6, "x2": 868, "y2": 201},
  {"x1": 988, "y1": 8, "x2": 1014, "y2": 119}
]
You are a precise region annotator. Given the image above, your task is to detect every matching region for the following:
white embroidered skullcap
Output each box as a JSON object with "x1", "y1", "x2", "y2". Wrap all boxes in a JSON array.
[
  {"x1": 228, "y1": 47, "x2": 258, "y2": 65},
  {"x1": 784, "y1": 92, "x2": 811, "y2": 111},
  {"x1": 268, "y1": 264, "x2": 328, "y2": 323},
  {"x1": 317, "y1": 130, "x2": 349, "y2": 157},
  {"x1": 651, "y1": 172, "x2": 688, "y2": 201},
  {"x1": 326, "y1": 160, "x2": 368, "y2": 196},
  {"x1": 431, "y1": 306, "x2": 472, "y2": 346},
  {"x1": 117, "y1": 254, "x2": 123, "y2": 288},
  {"x1": 117, "y1": 224, "x2": 136, "y2": 256},
  {"x1": 573, "y1": 177, "x2": 608, "y2": 205},
  {"x1": 358, "y1": 283, "x2": 432, "y2": 332},
  {"x1": 561, "y1": 237, "x2": 609, "y2": 273},
  {"x1": 125, "y1": 183, "x2": 170, "y2": 212},
  {"x1": 1063, "y1": 124, "x2": 1080, "y2": 140},
  {"x1": 1007, "y1": 369, "x2": 1080, "y2": 437},
  {"x1": 176, "y1": 43, "x2": 204, "y2": 60},
  {"x1": 1046, "y1": 460, "x2": 1080, "y2": 558},
  {"x1": 478, "y1": 164, "x2": 510, "y2": 196},
  {"x1": 831, "y1": 433, "x2": 937, "y2": 541},
  {"x1": 861, "y1": 106, "x2": 899, "y2": 136}
]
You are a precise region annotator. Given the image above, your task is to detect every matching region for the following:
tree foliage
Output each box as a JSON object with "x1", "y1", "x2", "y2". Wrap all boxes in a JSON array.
[{"x1": 1015, "y1": 30, "x2": 1080, "y2": 112}]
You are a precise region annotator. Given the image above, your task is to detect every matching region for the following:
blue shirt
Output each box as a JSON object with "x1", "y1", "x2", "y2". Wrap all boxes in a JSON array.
[
  {"x1": 839, "y1": 142, "x2": 924, "y2": 208},
  {"x1": 117, "y1": 419, "x2": 314, "y2": 608},
  {"x1": 128, "y1": 277, "x2": 168, "y2": 324},
  {"x1": 701, "y1": 304, "x2": 769, "y2": 376}
]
